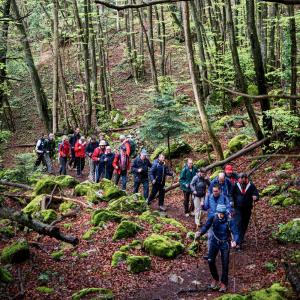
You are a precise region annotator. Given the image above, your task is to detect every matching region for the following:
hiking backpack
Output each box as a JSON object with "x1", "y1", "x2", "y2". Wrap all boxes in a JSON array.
[{"x1": 127, "y1": 139, "x2": 137, "y2": 158}]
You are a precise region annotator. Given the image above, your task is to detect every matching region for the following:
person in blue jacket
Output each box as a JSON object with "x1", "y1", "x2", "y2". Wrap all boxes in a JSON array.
[
  {"x1": 209, "y1": 172, "x2": 233, "y2": 204},
  {"x1": 99, "y1": 146, "x2": 115, "y2": 180},
  {"x1": 195, "y1": 204, "x2": 239, "y2": 293}
]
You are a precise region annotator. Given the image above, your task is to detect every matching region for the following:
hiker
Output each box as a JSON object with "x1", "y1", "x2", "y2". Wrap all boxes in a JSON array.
[
  {"x1": 232, "y1": 173, "x2": 259, "y2": 249},
  {"x1": 93, "y1": 140, "x2": 107, "y2": 182},
  {"x1": 224, "y1": 164, "x2": 238, "y2": 187},
  {"x1": 190, "y1": 168, "x2": 210, "y2": 228},
  {"x1": 195, "y1": 204, "x2": 239, "y2": 293},
  {"x1": 69, "y1": 128, "x2": 81, "y2": 169},
  {"x1": 46, "y1": 133, "x2": 56, "y2": 160},
  {"x1": 86, "y1": 136, "x2": 99, "y2": 181},
  {"x1": 179, "y1": 158, "x2": 197, "y2": 217},
  {"x1": 74, "y1": 136, "x2": 86, "y2": 177},
  {"x1": 209, "y1": 172, "x2": 233, "y2": 204},
  {"x1": 100, "y1": 146, "x2": 115, "y2": 180},
  {"x1": 148, "y1": 154, "x2": 174, "y2": 211},
  {"x1": 131, "y1": 149, "x2": 152, "y2": 199},
  {"x1": 98, "y1": 133, "x2": 109, "y2": 146},
  {"x1": 35, "y1": 133, "x2": 50, "y2": 172},
  {"x1": 119, "y1": 134, "x2": 131, "y2": 156},
  {"x1": 58, "y1": 136, "x2": 71, "y2": 175},
  {"x1": 113, "y1": 145, "x2": 130, "y2": 190}
]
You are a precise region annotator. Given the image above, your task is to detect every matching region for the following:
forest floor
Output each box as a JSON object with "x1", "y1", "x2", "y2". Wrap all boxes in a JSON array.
[{"x1": 1, "y1": 41, "x2": 300, "y2": 300}]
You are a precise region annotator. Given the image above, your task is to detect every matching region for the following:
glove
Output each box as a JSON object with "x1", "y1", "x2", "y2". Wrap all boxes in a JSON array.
[
  {"x1": 231, "y1": 241, "x2": 237, "y2": 248},
  {"x1": 194, "y1": 231, "x2": 201, "y2": 240}
]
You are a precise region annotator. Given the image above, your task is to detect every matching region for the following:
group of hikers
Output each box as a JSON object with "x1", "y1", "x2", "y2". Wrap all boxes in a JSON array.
[{"x1": 35, "y1": 128, "x2": 260, "y2": 293}]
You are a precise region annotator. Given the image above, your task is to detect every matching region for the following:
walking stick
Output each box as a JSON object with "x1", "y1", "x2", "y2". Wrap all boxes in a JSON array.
[
  {"x1": 232, "y1": 248, "x2": 236, "y2": 293},
  {"x1": 252, "y1": 202, "x2": 258, "y2": 250}
]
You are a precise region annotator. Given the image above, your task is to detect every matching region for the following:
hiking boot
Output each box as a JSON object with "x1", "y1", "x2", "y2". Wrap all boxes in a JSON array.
[
  {"x1": 159, "y1": 206, "x2": 166, "y2": 212},
  {"x1": 208, "y1": 280, "x2": 219, "y2": 290},
  {"x1": 219, "y1": 284, "x2": 227, "y2": 293}
]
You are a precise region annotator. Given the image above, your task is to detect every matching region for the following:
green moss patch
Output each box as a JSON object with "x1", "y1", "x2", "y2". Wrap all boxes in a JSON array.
[
  {"x1": 111, "y1": 251, "x2": 128, "y2": 267},
  {"x1": 0, "y1": 267, "x2": 13, "y2": 283},
  {"x1": 261, "y1": 185, "x2": 280, "y2": 197},
  {"x1": 160, "y1": 217, "x2": 187, "y2": 232},
  {"x1": 163, "y1": 231, "x2": 182, "y2": 241},
  {"x1": 108, "y1": 193, "x2": 147, "y2": 214},
  {"x1": 1, "y1": 239, "x2": 30, "y2": 263},
  {"x1": 228, "y1": 134, "x2": 251, "y2": 153},
  {"x1": 98, "y1": 178, "x2": 126, "y2": 201},
  {"x1": 39, "y1": 209, "x2": 57, "y2": 224},
  {"x1": 55, "y1": 175, "x2": 79, "y2": 188},
  {"x1": 113, "y1": 221, "x2": 142, "y2": 241},
  {"x1": 92, "y1": 209, "x2": 124, "y2": 226},
  {"x1": 51, "y1": 250, "x2": 64, "y2": 261},
  {"x1": 0, "y1": 225, "x2": 15, "y2": 238},
  {"x1": 273, "y1": 219, "x2": 300, "y2": 243},
  {"x1": 150, "y1": 141, "x2": 192, "y2": 160},
  {"x1": 22, "y1": 194, "x2": 46, "y2": 215},
  {"x1": 71, "y1": 288, "x2": 114, "y2": 300},
  {"x1": 187, "y1": 241, "x2": 199, "y2": 257},
  {"x1": 36, "y1": 286, "x2": 54, "y2": 294},
  {"x1": 194, "y1": 159, "x2": 209, "y2": 169},
  {"x1": 143, "y1": 234, "x2": 184, "y2": 259},
  {"x1": 119, "y1": 240, "x2": 143, "y2": 252},
  {"x1": 74, "y1": 181, "x2": 101, "y2": 196},
  {"x1": 127, "y1": 255, "x2": 151, "y2": 273},
  {"x1": 82, "y1": 227, "x2": 99, "y2": 240},
  {"x1": 279, "y1": 162, "x2": 293, "y2": 170},
  {"x1": 59, "y1": 201, "x2": 76, "y2": 213},
  {"x1": 138, "y1": 210, "x2": 160, "y2": 225}
]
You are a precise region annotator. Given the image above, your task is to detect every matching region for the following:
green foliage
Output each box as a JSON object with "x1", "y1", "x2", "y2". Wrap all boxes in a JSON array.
[
  {"x1": 39, "y1": 209, "x2": 57, "y2": 224},
  {"x1": 111, "y1": 251, "x2": 128, "y2": 267},
  {"x1": 22, "y1": 194, "x2": 46, "y2": 215},
  {"x1": 82, "y1": 227, "x2": 99, "y2": 240},
  {"x1": 71, "y1": 288, "x2": 114, "y2": 300},
  {"x1": 36, "y1": 286, "x2": 54, "y2": 294},
  {"x1": 51, "y1": 250, "x2": 64, "y2": 261},
  {"x1": 1, "y1": 239, "x2": 30, "y2": 263},
  {"x1": 0, "y1": 267, "x2": 13, "y2": 283},
  {"x1": 113, "y1": 221, "x2": 142, "y2": 241},
  {"x1": 92, "y1": 209, "x2": 124, "y2": 226},
  {"x1": 264, "y1": 261, "x2": 277, "y2": 272},
  {"x1": 273, "y1": 219, "x2": 300, "y2": 243},
  {"x1": 59, "y1": 201, "x2": 76, "y2": 213},
  {"x1": 261, "y1": 185, "x2": 280, "y2": 197},
  {"x1": 228, "y1": 134, "x2": 251, "y2": 153}
]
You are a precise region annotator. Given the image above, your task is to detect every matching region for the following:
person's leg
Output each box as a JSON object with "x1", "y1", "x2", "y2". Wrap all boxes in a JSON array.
[
  {"x1": 143, "y1": 180, "x2": 149, "y2": 199},
  {"x1": 69, "y1": 149, "x2": 75, "y2": 168},
  {"x1": 59, "y1": 157, "x2": 63, "y2": 175},
  {"x1": 76, "y1": 158, "x2": 81, "y2": 175},
  {"x1": 121, "y1": 171, "x2": 127, "y2": 190},
  {"x1": 115, "y1": 173, "x2": 120, "y2": 185},
  {"x1": 207, "y1": 227, "x2": 213, "y2": 251},
  {"x1": 220, "y1": 242, "x2": 230, "y2": 286},
  {"x1": 208, "y1": 239, "x2": 220, "y2": 284},
  {"x1": 81, "y1": 158, "x2": 85, "y2": 172},
  {"x1": 183, "y1": 192, "x2": 189, "y2": 214},
  {"x1": 241, "y1": 208, "x2": 252, "y2": 243},
  {"x1": 44, "y1": 153, "x2": 52, "y2": 173},
  {"x1": 133, "y1": 179, "x2": 140, "y2": 194},
  {"x1": 158, "y1": 185, "x2": 165, "y2": 207},
  {"x1": 35, "y1": 153, "x2": 43, "y2": 167},
  {"x1": 193, "y1": 196, "x2": 201, "y2": 227},
  {"x1": 148, "y1": 183, "x2": 159, "y2": 204},
  {"x1": 189, "y1": 192, "x2": 194, "y2": 213},
  {"x1": 234, "y1": 208, "x2": 242, "y2": 245}
]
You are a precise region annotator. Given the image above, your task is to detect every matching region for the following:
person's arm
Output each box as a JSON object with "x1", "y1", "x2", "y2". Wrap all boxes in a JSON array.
[
  {"x1": 190, "y1": 176, "x2": 196, "y2": 193},
  {"x1": 229, "y1": 218, "x2": 239, "y2": 243},
  {"x1": 202, "y1": 194, "x2": 210, "y2": 211},
  {"x1": 179, "y1": 168, "x2": 186, "y2": 188},
  {"x1": 35, "y1": 140, "x2": 43, "y2": 153},
  {"x1": 252, "y1": 183, "x2": 259, "y2": 201},
  {"x1": 208, "y1": 178, "x2": 215, "y2": 195},
  {"x1": 125, "y1": 142, "x2": 131, "y2": 156},
  {"x1": 149, "y1": 164, "x2": 156, "y2": 182},
  {"x1": 131, "y1": 158, "x2": 138, "y2": 174},
  {"x1": 200, "y1": 215, "x2": 214, "y2": 235},
  {"x1": 92, "y1": 148, "x2": 100, "y2": 161},
  {"x1": 112, "y1": 154, "x2": 119, "y2": 169}
]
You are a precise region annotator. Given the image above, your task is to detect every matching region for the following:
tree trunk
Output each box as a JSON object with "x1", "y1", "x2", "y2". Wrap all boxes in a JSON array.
[
  {"x1": 182, "y1": 1, "x2": 223, "y2": 160},
  {"x1": 52, "y1": 0, "x2": 59, "y2": 134},
  {"x1": 267, "y1": 3, "x2": 278, "y2": 71},
  {"x1": 225, "y1": 0, "x2": 264, "y2": 140},
  {"x1": 11, "y1": 0, "x2": 51, "y2": 131},
  {"x1": 246, "y1": 0, "x2": 272, "y2": 133}
]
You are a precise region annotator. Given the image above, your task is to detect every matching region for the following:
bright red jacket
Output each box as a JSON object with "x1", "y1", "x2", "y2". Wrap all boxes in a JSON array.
[
  {"x1": 121, "y1": 140, "x2": 131, "y2": 156},
  {"x1": 112, "y1": 153, "x2": 130, "y2": 175},
  {"x1": 92, "y1": 147, "x2": 105, "y2": 162},
  {"x1": 59, "y1": 141, "x2": 71, "y2": 158},
  {"x1": 74, "y1": 141, "x2": 86, "y2": 158}
]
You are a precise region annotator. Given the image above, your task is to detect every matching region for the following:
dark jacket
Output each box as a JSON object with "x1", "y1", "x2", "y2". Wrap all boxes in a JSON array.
[
  {"x1": 200, "y1": 214, "x2": 239, "y2": 242},
  {"x1": 149, "y1": 162, "x2": 173, "y2": 186},
  {"x1": 179, "y1": 165, "x2": 197, "y2": 192},
  {"x1": 45, "y1": 139, "x2": 56, "y2": 158},
  {"x1": 190, "y1": 174, "x2": 210, "y2": 197},
  {"x1": 203, "y1": 194, "x2": 232, "y2": 218},
  {"x1": 209, "y1": 177, "x2": 233, "y2": 202},
  {"x1": 226, "y1": 172, "x2": 239, "y2": 187},
  {"x1": 69, "y1": 133, "x2": 81, "y2": 148},
  {"x1": 99, "y1": 152, "x2": 115, "y2": 177},
  {"x1": 86, "y1": 141, "x2": 99, "y2": 157},
  {"x1": 131, "y1": 156, "x2": 152, "y2": 181},
  {"x1": 232, "y1": 180, "x2": 259, "y2": 209},
  {"x1": 35, "y1": 138, "x2": 46, "y2": 154}
]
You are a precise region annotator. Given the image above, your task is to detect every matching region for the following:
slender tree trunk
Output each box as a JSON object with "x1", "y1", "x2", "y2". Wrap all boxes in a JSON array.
[
  {"x1": 11, "y1": 0, "x2": 50, "y2": 131},
  {"x1": 268, "y1": 3, "x2": 278, "y2": 71},
  {"x1": 129, "y1": 6, "x2": 138, "y2": 82},
  {"x1": 288, "y1": 5, "x2": 297, "y2": 114},
  {"x1": 225, "y1": 0, "x2": 263, "y2": 140},
  {"x1": 182, "y1": 1, "x2": 223, "y2": 160},
  {"x1": 246, "y1": 0, "x2": 272, "y2": 133},
  {"x1": 258, "y1": 0, "x2": 268, "y2": 68},
  {"x1": 52, "y1": 0, "x2": 59, "y2": 134}
]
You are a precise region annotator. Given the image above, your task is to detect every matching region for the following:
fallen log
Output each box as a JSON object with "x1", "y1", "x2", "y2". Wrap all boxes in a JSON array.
[
  {"x1": 0, "y1": 207, "x2": 79, "y2": 245},
  {"x1": 0, "y1": 180, "x2": 33, "y2": 190},
  {"x1": 104, "y1": 125, "x2": 139, "y2": 132},
  {"x1": 284, "y1": 262, "x2": 300, "y2": 296}
]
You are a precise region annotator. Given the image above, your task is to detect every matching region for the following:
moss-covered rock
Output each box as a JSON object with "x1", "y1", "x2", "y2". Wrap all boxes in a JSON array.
[
  {"x1": 51, "y1": 250, "x2": 64, "y2": 261},
  {"x1": 264, "y1": 166, "x2": 273, "y2": 173},
  {"x1": 0, "y1": 225, "x2": 15, "y2": 238},
  {"x1": 22, "y1": 194, "x2": 46, "y2": 215},
  {"x1": 273, "y1": 218, "x2": 300, "y2": 243},
  {"x1": 288, "y1": 188, "x2": 300, "y2": 199},
  {"x1": 98, "y1": 178, "x2": 126, "y2": 201},
  {"x1": 127, "y1": 255, "x2": 151, "y2": 273},
  {"x1": 275, "y1": 170, "x2": 289, "y2": 179},
  {"x1": 36, "y1": 286, "x2": 54, "y2": 294},
  {"x1": 59, "y1": 201, "x2": 76, "y2": 213},
  {"x1": 55, "y1": 175, "x2": 79, "y2": 188},
  {"x1": 212, "y1": 116, "x2": 235, "y2": 131},
  {"x1": 195, "y1": 143, "x2": 213, "y2": 154},
  {"x1": 282, "y1": 197, "x2": 296, "y2": 207},
  {"x1": 71, "y1": 288, "x2": 114, "y2": 300},
  {"x1": 138, "y1": 210, "x2": 160, "y2": 225},
  {"x1": 194, "y1": 159, "x2": 209, "y2": 169},
  {"x1": 223, "y1": 149, "x2": 232, "y2": 159},
  {"x1": 119, "y1": 240, "x2": 143, "y2": 252},
  {"x1": 108, "y1": 193, "x2": 147, "y2": 214},
  {"x1": 111, "y1": 251, "x2": 128, "y2": 267},
  {"x1": 34, "y1": 176, "x2": 58, "y2": 195},
  {"x1": 269, "y1": 195, "x2": 285, "y2": 206},
  {"x1": 152, "y1": 223, "x2": 163, "y2": 233},
  {"x1": 186, "y1": 231, "x2": 195, "y2": 240},
  {"x1": 261, "y1": 185, "x2": 280, "y2": 197},
  {"x1": 228, "y1": 134, "x2": 251, "y2": 153},
  {"x1": 163, "y1": 231, "x2": 182, "y2": 241},
  {"x1": 92, "y1": 209, "x2": 124, "y2": 226},
  {"x1": 113, "y1": 221, "x2": 142, "y2": 241},
  {"x1": 1, "y1": 239, "x2": 30, "y2": 263},
  {"x1": 160, "y1": 217, "x2": 187, "y2": 232},
  {"x1": 74, "y1": 181, "x2": 101, "y2": 196},
  {"x1": 143, "y1": 234, "x2": 184, "y2": 258},
  {"x1": 0, "y1": 267, "x2": 13, "y2": 283},
  {"x1": 187, "y1": 241, "x2": 199, "y2": 257},
  {"x1": 82, "y1": 227, "x2": 99, "y2": 240},
  {"x1": 39, "y1": 209, "x2": 57, "y2": 224},
  {"x1": 150, "y1": 141, "x2": 192, "y2": 160},
  {"x1": 280, "y1": 162, "x2": 293, "y2": 171}
]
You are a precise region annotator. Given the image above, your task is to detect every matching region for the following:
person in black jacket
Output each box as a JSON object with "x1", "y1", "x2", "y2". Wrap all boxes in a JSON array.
[
  {"x1": 100, "y1": 146, "x2": 115, "y2": 180},
  {"x1": 148, "y1": 154, "x2": 174, "y2": 211},
  {"x1": 131, "y1": 150, "x2": 152, "y2": 199},
  {"x1": 232, "y1": 173, "x2": 259, "y2": 248},
  {"x1": 86, "y1": 136, "x2": 99, "y2": 181},
  {"x1": 68, "y1": 128, "x2": 81, "y2": 169}
]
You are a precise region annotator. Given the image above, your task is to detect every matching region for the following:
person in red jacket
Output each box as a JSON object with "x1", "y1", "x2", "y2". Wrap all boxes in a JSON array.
[
  {"x1": 113, "y1": 146, "x2": 130, "y2": 190},
  {"x1": 59, "y1": 136, "x2": 71, "y2": 175},
  {"x1": 119, "y1": 135, "x2": 131, "y2": 156},
  {"x1": 74, "y1": 136, "x2": 87, "y2": 177},
  {"x1": 92, "y1": 140, "x2": 107, "y2": 182}
]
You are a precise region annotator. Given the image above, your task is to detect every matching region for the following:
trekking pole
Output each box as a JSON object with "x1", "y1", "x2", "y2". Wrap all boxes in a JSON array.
[
  {"x1": 232, "y1": 247, "x2": 236, "y2": 293},
  {"x1": 252, "y1": 202, "x2": 258, "y2": 250}
]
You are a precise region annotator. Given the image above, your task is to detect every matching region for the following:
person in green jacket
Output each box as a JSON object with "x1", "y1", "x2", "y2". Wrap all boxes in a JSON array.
[{"x1": 179, "y1": 158, "x2": 198, "y2": 217}]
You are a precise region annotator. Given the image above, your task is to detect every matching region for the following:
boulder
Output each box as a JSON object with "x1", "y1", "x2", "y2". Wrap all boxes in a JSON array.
[
  {"x1": 143, "y1": 234, "x2": 184, "y2": 258},
  {"x1": 138, "y1": 210, "x2": 160, "y2": 225},
  {"x1": 150, "y1": 141, "x2": 192, "y2": 160},
  {"x1": 92, "y1": 209, "x2": 124, "y2": 226},
  {"x1": 111, "y1": 251, "x2": 128, "y2": 267},
  {"x1": 261, "y1": 185, "x2": 280, "y2": 197},
  {"x1": 126, "y1": 255, "x2": 151, "y2": 273},
  {"x1": 273, "y1": 218, "x2": 300, "y2": 243},
  {"x1": 1, "y1": 239, "x2": 30, "y2": 263},
  {"x1": 74, "y1": 181, "x2": 101, "y2": 196},
  {"x1": 0, "y1": 267, "x2": 13, "y2": 283},
  {"x1": 108, "y1": 193, "x2": 147, "y2": 214},
  {"x1": 55, "y1": 175, "x2": 79, "y2": 188},
  {"x1": 71, "y1": 288, "x2": 114, "y2": 300},
  {"x1": 98, "y1": 178, "x2": 126, "y2": 201},
  {"x1": 163, "y1": 231, "x2": 182, "y2": 241},
  {"x1": 212, "y1": 115, "x2": 235, "y2": 131},
  {"x1": 228, "y1": 134, "x2": 251, "y2": 153},
  {"x1": 113, "y1": 221, "x2": 142, "y2": 241}
]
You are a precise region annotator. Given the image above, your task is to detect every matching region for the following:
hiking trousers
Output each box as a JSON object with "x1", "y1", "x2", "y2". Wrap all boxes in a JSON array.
[
  {"x1": 75, "y1": 157, "x2": 85, "y2": 176},
  {"x1": 148, "y1": 182, "x2": 165, "y2": 206},
  {"x1": 193, "y1": 196, "x2": 204, "y2": 225},
  {"x1": 59, "y1": 157, "x2": 67, "y2": 175},
  {"x1": 183, "y1": 191, "x2": 194, "y2": 214},
  {"x1": 115, "y1": 170, "x2": 127, "y2": 190},
  {"x1": 235, "y1": 207, "x2": 252, "y2": 244},
  {"x1": 133, "y1": 178, "x2": 149, "y2": 199}
]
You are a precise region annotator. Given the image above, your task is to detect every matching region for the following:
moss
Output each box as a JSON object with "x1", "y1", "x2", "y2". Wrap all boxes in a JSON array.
[
  {"x1": 138, "y1": 210, "x2": 160, "y2": 225},
  {"x1": 127, "y1": 255, "x2": 151, "y2": 273},
  {"x1": 160, "y1": 217, "x2": 187, "y2": 232},
  {"x1": 1, "y1": 239, "x2": 30, "y2": 263},
  {"x1": 187, "y1": 241, "x2": 199, "y2": 257},
  {"x1": 210, "y1": 168, "x2": 223, "y2": 180},
  {"x1": 163, "y1": 231, "x2": 182, "y2": 241},
  {"x1": 74, "y1": 181, "x2": 101, "y2": 196},
  {"x1": 288, "y1": 188, "x2": 300, "y2": 199},
  {"x1": 261, "y1": 185, "x2": 280, "y2": 197},
  {"x1": 275, "y1": 170, "x2": 289, "y2": 179},
  {"x1": 150, "y1": 145, "x2": 166, "y2": 161},
  {"x1": 39, "y1": 209, "x2": 57, "y2": 224},
  {"x1": 247, "y1": 84, "x2": 259, "y2": 96},
  {"x1": 152, "y1": 223, "x2": 163, "y2": 233},
  {"x1": 290, "y1": 250, "x2": 300, "y2": 264},
  {"x1": 108, "y1": 193, "x2": 147, "y2": 214},
  {"x1": 99, "y1": 178, "x2": 126, "y2": 201},
  {"x1": 195, "y1": 143, "x2": 213, "y2": 154},
  {"x1": 36, "y1": 286, "x2": 54, "y2": 294},
  {"x1": 273, "y1": 219, "x2": 300, "y2": 243},
  {"x1": 264, "y1": 166, "x2": 273, "y2": 173},
  {"x1": 78, "y1": 252, "x2": 89, "y2": 258},
  {"x1": 59, "y1": 201, "x2": 76, "y2": 213},
  {"x1": 34, "y1": 176, "x2": 58, "y2": 195},
  {"x1": 186, "y1": 231, "x2": 195, "y2": 240},
  {"x1": 143, "y1": 234, "x2": 184, "y2": 258},
  {"x1": 86, "y1": 189, "x2": 101, "y2": 204},
  {"x1": 72, "y1": 288, "x2": 114, "y2": 300},
  {"x1": 282, "y1": 197, "x2": 296, "y2": 207},
  {"x1": 63, "y1": 223, "x2": 72, "y2": 229},
  {"x1": 82, "y1": 227, "x2": 99, "y2": 240},
  {"x1": 92, "y1": 209, "x2": 124, "y2": 226},
  {"x1": 22, "y1": 194, "x2": 46, "y2": 215},
  {"x1": 150, "y1": 141, "x2": 192, "y2": 160},
  {"x1": 55, "y1": 175, "x2": 79, "y2": 188},
  {"x1": 111, "y1": 251, "x2": 128, "y2": 267},
  {"x1": 224, "y1": 149, "x2": 232, "y2": 159},
  {"x1": 194, "y1": 159, "x2": 209, "y2": 169},
  {"x1": 119, "y1": 244, "x2": 131, "y2": 252},
  {"x1": 0, "y1": 267, "x2": 13, "y2": 283},
  {"x1": 212, "y1": 115, "x2": 234, "y2": 131},
  {"x1": 279, "y1": 162, "x2": 293, "y2": 170},
  {"x1": 0, "y1": 225, "x2": 15, "y2": 238},
  {"x1": 113, "y1": 221, "x2": 142, "y2": 241},
  {"x1": 269, "y1": 195, "x2": 285, "y2": 206},
  {"x1": 264, "y1": 261, "x2": 277, "y2": 272},
  {"x1": 51, "y1": 250, "x2": 64, "y2": 261},
  {"x1": 119, "y1": 240, "x2": 143, "y2": 252},
  {"x1": 228, "y1": 134, "x2": 250, "y2": 153}
]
